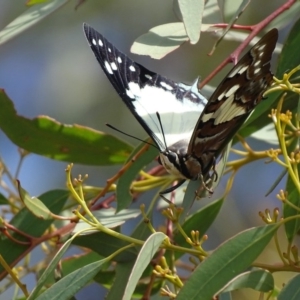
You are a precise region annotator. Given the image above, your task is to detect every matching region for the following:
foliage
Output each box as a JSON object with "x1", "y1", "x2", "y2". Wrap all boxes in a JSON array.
[{"x1": 1, "y1": 1, "x2": 300, "y2": 300}]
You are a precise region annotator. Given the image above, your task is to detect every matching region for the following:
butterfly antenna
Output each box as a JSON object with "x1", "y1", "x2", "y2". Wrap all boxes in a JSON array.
[
  {"x1": 155, "y1": 112, "x2": 168, "y2": 152},
  {"x1": 106, "y1": 123, "x2": 158, "y2": 150}
]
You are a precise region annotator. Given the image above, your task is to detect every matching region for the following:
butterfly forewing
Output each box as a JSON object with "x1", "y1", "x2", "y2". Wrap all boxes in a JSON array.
[
  {"x1": 188, "y1": 29, "x2": 278, "y2": 175},
  {"x1": 83, "y1": 23, "x2": 208, "y2": 153}
]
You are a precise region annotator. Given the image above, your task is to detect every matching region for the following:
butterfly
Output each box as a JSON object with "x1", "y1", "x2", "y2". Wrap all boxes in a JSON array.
[{"x1": 83, "y1": 23, "x2": 278, "y2": 194}]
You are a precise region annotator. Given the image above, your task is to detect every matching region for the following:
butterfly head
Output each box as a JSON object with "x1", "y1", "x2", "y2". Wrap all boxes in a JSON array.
[{"x1": 159, "y1": 140, "x2": 202, "y2": 181}]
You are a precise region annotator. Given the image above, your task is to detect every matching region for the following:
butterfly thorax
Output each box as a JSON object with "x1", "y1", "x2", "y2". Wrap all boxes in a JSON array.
[{"x1": 159, "y1": 140, "x2": 202, "y2": 180}]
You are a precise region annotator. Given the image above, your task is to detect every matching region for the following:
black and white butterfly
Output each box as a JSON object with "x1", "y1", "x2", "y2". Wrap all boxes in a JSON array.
[{"x1": 83, "y1": 24, "x2": 278, "y2": 193}]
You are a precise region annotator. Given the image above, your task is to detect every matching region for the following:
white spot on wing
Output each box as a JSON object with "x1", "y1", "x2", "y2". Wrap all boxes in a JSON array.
[
  {"x1": 111, "y1": 62, "x2": 117, "y2": 71},
  {"x1": 225, "y1": 84, "x2": 240, "y2": 97},
  {"x1": 253, "y1": 68, "x2": 261, "y2": 75},
  {"x1": 201, "y1": 112, "x2": 214, "y2": 123},
  {"x1": 213, "y1": 94, "x2": 245, "y2": 124},
  {"x1": 228, "y1": 65, "x2": 241, "y2": 78},
  {"x1": 238, "y1": 65, "x2": 248, "y2": 74},
  {"x1": 108, "y1": 48, "x2": 112, "y2": 53},
  {"x1": 92, "y1": 38, "x2": 97, "y2": 46},
  {"x1": 217, "y1": 91, "x2": 226, "y2": 101},
  {"x1": 126, "y1": 89, "x2": 135, "y2": 99},
  {"x1": 128, "y1": 82, "x2": 141, "y2": 97},
  {"x1": 160, "y1": 81, "x2": 173, "y2": 90},
  {"x1": 254, "y1": 60, "x2": 261, "y2": 67},
  {"x1": 258, "y1": 44, "x2": 266, "y2": 51},
  {"x1": 228, "y1": 64, "x2": 248, "y2": 77},
  {"x1": 117, "y1": 57, "x2": 122, "y2": 63},
  {"x1": 145, "y1": 74, "x2": 152, "y2": 80},
  {"x1": 104, "y1": 61, "x2": 113, "y2": 74},
  {"x1": 98, "y1": 39, "x2": 103, "y2": 47},
  {"x1": 129, "y1": 65, "x2": 136, "y2": 72}
]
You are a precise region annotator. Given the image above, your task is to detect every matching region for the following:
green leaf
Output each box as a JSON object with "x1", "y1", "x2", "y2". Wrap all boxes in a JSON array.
[
  {"x1": 221, "y1": 269, "x2": 274, "y2": 293},
  {"x1": 116, "y1": 142, "x2": 157, "y2": 212},
  {"x1": 42, "y1": 252, "x2": 104, "y2": 286},
  {"x1": 28, "y1": 238, "x2": 73, "y2": 299},
  {"x1": 174, "y1": 198, "x2": 224, "y2": 256},
  {"x1": 35, "y1": 259, "x2": 106, "y2": 300},
  {"x1": 17, "y1": 182, "x2": 52, "y2": 220},
  {"x1": 278, "y1": 274, "x2": 300, "y2": 300},
  {"x1": 0, "y1": 192, "x2": 9, "y2": 205},
  {"x1": 0, "y1": 190, "x2": 69, "y2": 278},
  {"x1": 176, "y1": 224, "x2": 278, "y2": 300},
  {"x1": 106, "y1": 261, "x2": 135, "y2": 300},
  {"x1": 131, "y1": 23, "x2": 189, "y2": 59},
  {"x1": 276, "y1": 18, "x2": 300, "y2": 79},
  {"x1": 220, "y1": 1, "x2": 246, "y2": 22},
  {"x1": 250, "y1": 123, "x2": 278, "y2": 145},
  {"x1": 209, "y1": 0, "x2": 251, "y2": 52},
  {"x1": 284, "y1": 170, "x2": 300, "y2": 242},
  {"x1": 94, "y1": 269, "x2": 115, "y2": 286},
  {"x1": 219, "y1": 292, "x2": 233, "y2": 300},
  {"x1": 104, "y1": 262, "x2": 162, "y2": 299},
  {"x1": 0, "y1": 90, "x2": 132, "y2": 165},
  {"x1": 0, "y1": 0, "x2": 68, "y2": 45},
  {"x1": 178, "y1": 0, "x2": 204, "y2": 44},
  {"x1": 72, "y1": 231, "x2": 138, "y2": 262},
  {"x1": 122, "y1": 232, "x2": 166, "y2": 300},
  {"x1": 72, "y1": 208, "x2": 140, "y2": 233}
]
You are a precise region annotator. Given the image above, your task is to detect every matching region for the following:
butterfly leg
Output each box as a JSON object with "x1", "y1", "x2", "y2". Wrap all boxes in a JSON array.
[
  {"x1": 200, "y1": 174, "x2": 214, "y2": 195},
  {"x1": 211, "y1": 156, "x2": 218, "y2": 182}
]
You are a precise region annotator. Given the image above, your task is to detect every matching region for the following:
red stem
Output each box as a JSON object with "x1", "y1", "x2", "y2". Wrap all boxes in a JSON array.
[{"x1": 199, "y1": 0, "x2": 296, "y2": 89}]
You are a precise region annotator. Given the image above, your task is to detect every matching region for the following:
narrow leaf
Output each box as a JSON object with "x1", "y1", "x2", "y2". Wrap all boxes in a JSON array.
[
  {"x1": 219, "y1": 292, "x2": 233, "y2": 300},
  {"x1": 0, "y1": 0, "x2": 69, "y2": 45},
  {"x1": 0, "y1": 90, "x2": 132, "y2": 165},
  {"x1": 106, "y1": 261, "x2": 135, "y2": 300},
  {"x1": 176, "y1": 224, "x2": 278, "y2": 300},
  {"x1": 73, "y1": 232, "x2": 138, "y2": 262},
  {"x1": 131, "y1": 23, "x2": 189, "y2": 59},
  {"x1": 18, "y1": 182, "x2": 52, "y2": 220},
  {"x1": 221, "y1": 269, "x2": 274, "y2": 293},
  {"x1": 73, "y1": 208, "x2": 140, "y2": 233},
  {"x1": 0, "y1": 193, "x2": 9, "y2": 205},
  {"x1": 122, "y1": 232, "x2": 166, "y2": 300},
  {"x1": 251, "y1": 123, "x2": 278, "y2": 145},
  {"x1": 28, "y1": 238, "x2": 73, "y2": 300},
  {"x1": 178, "y1": 0, "x2": 204, "y2": 44},
  {"x1": 35, "y1": 260, "x2": 105, "y2": 300},
  {"x1": 278, "y1": 274, "x2": 300, "y2": 300}
]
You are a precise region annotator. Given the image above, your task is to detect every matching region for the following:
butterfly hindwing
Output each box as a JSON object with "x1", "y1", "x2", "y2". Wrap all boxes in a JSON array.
[
  {"x1": 188, "y1": 29, "x2": 278, "y2": 174},
  {"x1": 83, "y1": 23, "x2": 208, "y2": 152}
]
